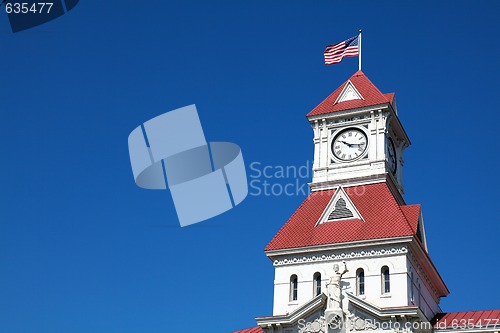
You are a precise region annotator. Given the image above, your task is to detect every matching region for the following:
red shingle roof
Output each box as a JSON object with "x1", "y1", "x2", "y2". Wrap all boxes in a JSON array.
[
  {"x1": 384, "y1": 92, "x2": 395, "y2": 105},
  {"x1": 307, "y1": 71, "x2": 393, "y2": 117},
  {"x1": 265, "y1": 183, "x2": 417, "y2": 251},
  {"x1": 432, "y1": 311, "x2": 500, "y2": 329},
  {"x1": 400, "y1": 204, "x2": 420, "y2": 233},
  {"x1": 231, "y1": 327, "x2": 264, "y2": 333}
]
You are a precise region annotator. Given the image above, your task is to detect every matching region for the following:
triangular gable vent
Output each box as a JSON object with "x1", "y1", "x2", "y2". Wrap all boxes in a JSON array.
[
  {"x1": 316, "y1": 187, "x2": 364, "y2": 225},
  {"x1": 334, "y1": 81, "x2": 364, "y2": 104},
  {"x1": 328, "y1": 198, "x2": 353, "y2": 220}
]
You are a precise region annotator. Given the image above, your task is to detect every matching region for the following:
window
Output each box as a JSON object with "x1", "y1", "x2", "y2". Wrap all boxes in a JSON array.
[
  {"x1": 356, "y1": 268, "x2": 365, "y2": 295},
  {"x1": 381, "y1": 266, "x2": 390, "y2": 294},
  {"x1": 290, "y1": 275, "x2": 298, "y2": 301},
  {"x1": 410, "y1": 272, "x2": 414, "y2": 302},
  {"x1": 313, "y1": 272, "x2": 321, "y2": 296}
]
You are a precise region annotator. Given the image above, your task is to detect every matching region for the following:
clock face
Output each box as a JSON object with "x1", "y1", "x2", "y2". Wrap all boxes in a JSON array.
[
  {"x1": 387, "y1": 137, "x2": 397, "y2": 174},
  {"x1": 331, "y1": 128, "x2": 368, "y2": 161}
]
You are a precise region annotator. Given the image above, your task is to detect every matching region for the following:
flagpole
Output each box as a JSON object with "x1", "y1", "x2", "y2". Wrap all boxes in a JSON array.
[{"x1": 358, "y1": 29, "x2": 362, "y2": 71}]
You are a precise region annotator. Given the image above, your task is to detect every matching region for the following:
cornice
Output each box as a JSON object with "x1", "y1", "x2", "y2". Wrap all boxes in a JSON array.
[
  {"x1": 270, "y1": 245, "x2": 408, "y2": 267},
  {"x1": 407, "y1": 240, "x2": 449, "y2": 298},
  {"x1": 266, "y1": 237, "x2": 412, "y2": 263},
  {"x1": 308, "y1": 174, "x2": 386, "y2": 192},
  {"x1": 256, "y1": 293, "x2": 327, "y2": 327},
  {"x1": 307, "y1": 104, "x2": 390, "y2": 122},
  {"x1": 347, "y1": 293, "x2": 421, "y2": 319},
  {"x1": 386, "y1": 103, "x2": 411, "y2": 147}
]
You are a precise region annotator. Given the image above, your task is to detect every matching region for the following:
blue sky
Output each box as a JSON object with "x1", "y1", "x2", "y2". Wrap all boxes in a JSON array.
[{"x1": 0, "y1": 1, "x2": 499, "y2": 332}]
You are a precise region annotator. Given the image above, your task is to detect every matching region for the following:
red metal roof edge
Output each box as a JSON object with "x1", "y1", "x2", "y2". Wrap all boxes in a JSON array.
[
  {"x1": 409, "y1": 238, "x2": 450, "y2": 297},
  {"x1": 385, "y1": 92, "x2": 395, "y2": 105},
  {"x1": 432, "y1": 310, "x2": 500, "y2": 328},
  {"x1": 306, "y1": 75, "x2": 351, "y2": 115},
  {"x1": 404, "y1": 208, "x2": 449, "y2": 296},
  {"x1": 400, "y1": 204, "x2": 421, "y2": 234},
  {"x1": 230, "y1": 326, "x2": 265, "y2": 333},
  {"x1": 395, "y1": 203, "x2": 421, "y2": 241}
]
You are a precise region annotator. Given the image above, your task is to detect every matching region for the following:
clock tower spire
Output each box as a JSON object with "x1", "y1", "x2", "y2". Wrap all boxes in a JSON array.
[{"x1": 307, "y1": 71, "x2": 409, "y2": 201}]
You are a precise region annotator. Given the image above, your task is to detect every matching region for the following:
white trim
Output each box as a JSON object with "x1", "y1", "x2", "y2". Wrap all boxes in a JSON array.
[
  {"x1": 346, "y1": 293, "x2": 422, "y2": 319},
  {"x1": 307, "y1": 104, "x2": 389, "y2": 122},
  {"x1": 334, "y1": 80, "x2": 364, "y2": 104},
  {"x1": 266, "y1": 236, "x2": 413, "y2": 257},
  {"x1": 271, "y1": 245, "x2": 408, "y2": 267},
  {"x1": 417, "y1": 209, "x2": 428, "y2": 252},
  {"x1": 309, "y1": 174, "x2": 386, "y2": 192},
  {"x1": 256, "y1": 293, "x2": 327, "y2": 326}
]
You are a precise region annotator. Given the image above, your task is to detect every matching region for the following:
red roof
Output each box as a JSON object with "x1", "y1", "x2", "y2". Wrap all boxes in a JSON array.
[
  {"x1": 432, "y1": 310, "x2": 500, "y2": 329},
  {"x1": 231, "y1": 327, "x2": 264, "y2": 333},
  {"x1": 307, "y1": 71, "x2": 393, "y2": 117},
  {"x1": 265, "y1": 183, "x2": 417, "y2": 251},
  {"x1": 384, "y1": 92, "x2": 395, "y2": 104},
  {"x1": 400, "y1": 204, "x2": 420, "y2": 233}
]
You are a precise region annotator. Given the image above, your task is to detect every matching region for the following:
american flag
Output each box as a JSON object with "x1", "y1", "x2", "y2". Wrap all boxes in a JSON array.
[{"x1": 324, "y1": 35, "x2": 359, "y2": 65}]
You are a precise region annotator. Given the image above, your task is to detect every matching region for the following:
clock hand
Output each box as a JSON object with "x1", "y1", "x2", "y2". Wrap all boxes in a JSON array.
[{"x1": 339, "y1": 140, "x2": 353, "y2": 147}]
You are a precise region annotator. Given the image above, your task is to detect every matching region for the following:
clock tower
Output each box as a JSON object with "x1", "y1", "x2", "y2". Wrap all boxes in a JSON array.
[
  {"x1": 231, "y1": 71, "x2": 500, "y2": 333},
  {"x1": 308, "y1": 71, "x2": 409, "y2": 201}
]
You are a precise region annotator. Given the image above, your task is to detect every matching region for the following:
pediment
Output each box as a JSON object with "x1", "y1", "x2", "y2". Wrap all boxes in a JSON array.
[
  {"x1": 335, "y1": 81, "x2": 364, "y2": 104},
  {"x1": 256, "y1": 294, "x2": 327, "y2": 332},
  {"x1": 257, "y1": 293, "x2": 423, "y2": 333},
  {"x1": 345, "y1": 293, "x2": 425, "y2": 333}
]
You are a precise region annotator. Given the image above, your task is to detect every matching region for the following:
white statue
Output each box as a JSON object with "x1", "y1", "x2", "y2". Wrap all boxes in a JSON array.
[{"x1": 326, "y1": 262, "x2": 348, "y2": 310}]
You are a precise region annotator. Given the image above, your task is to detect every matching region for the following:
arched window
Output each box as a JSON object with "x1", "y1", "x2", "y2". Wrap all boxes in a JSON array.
[
  {"x1": 313, "y1": 272, "x2": 321, "y2": 296},
  {"x1": 290, "y1": 275, "x2": 298, "y2": 301},
  {"x1": 356, "y1": 268, "x2": 365, "y2": 295},
  {"x1": 381, "y1": 266, "x2": 390, "y2": 294}
]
